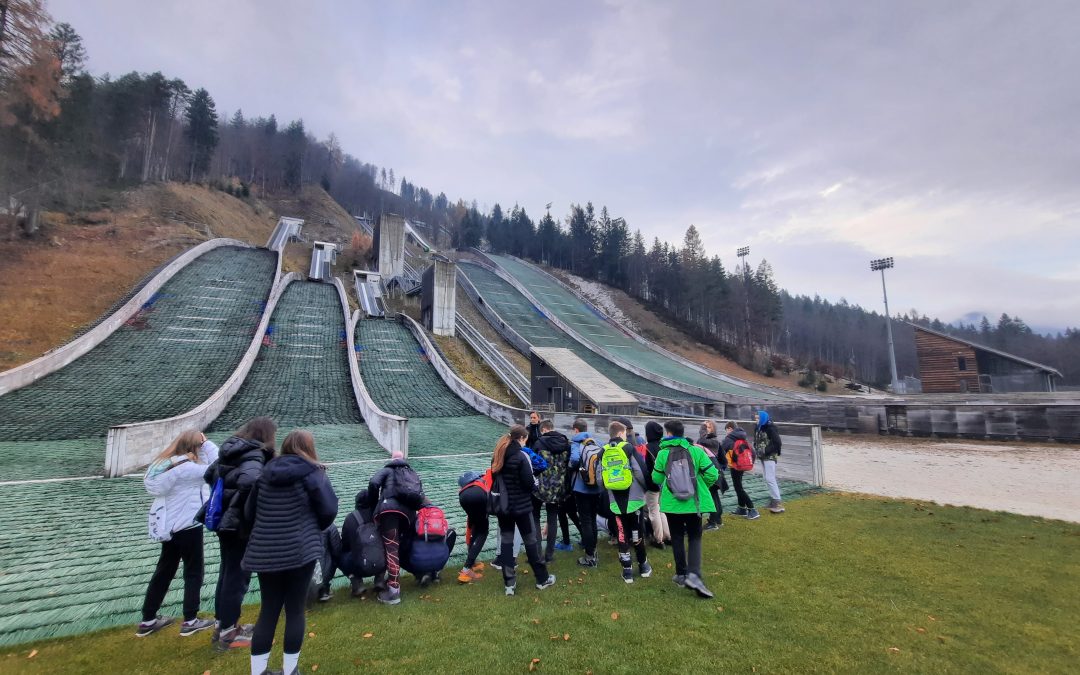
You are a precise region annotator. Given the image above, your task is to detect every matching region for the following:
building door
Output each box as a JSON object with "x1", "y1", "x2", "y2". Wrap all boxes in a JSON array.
[{"x1": 550, "y1": 387, "x2": 563, "y2": 411}]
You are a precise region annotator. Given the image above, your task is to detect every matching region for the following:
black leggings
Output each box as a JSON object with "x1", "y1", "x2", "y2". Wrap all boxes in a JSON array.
[
  {"x1": 707, "y1": 485, "x2": 723, "y2": 524},
  {"x1": 575, "y1": 492, "x2": 600, "y2": 556},
  {"x1": 559, "y1": 492, "x2": 581, "y2": 544},
  {"x1": 141, "y1": 527, "x2": 204, "y2": 622},
  {"x1": 731, "y1": 470, "x2": 754, "y2": 509},
  {"x1": 214, "y1": 532, "x2": 251, "y2": 628},
  {"x1": 497, "y1": 511, "x2": 549, "y2": 587},
  {"x1": 459, "y1": 487, "x2": 489, "y2": 568},
  {"x1": 377, "y1": 513, "x2": 408, "y2": 589},
  {"x1": 667, "y1": 513, "x2": 703, "y2": 578},
  {"x1": 532, "y1": 500, "x2": 561, "y2": 561},
  {"x1": 251, "y1": 561, "x2": 316, "y2": 657},
  {"x1": 612, "y1": 510, "x2": 647, "y2": 569}
]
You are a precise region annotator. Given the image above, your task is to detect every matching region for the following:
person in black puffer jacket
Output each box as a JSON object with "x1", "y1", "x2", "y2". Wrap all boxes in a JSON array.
[
  {"x1": 697, "y1": 420, "x2": 727, "y2": 531},
  {"x1": 243, "y1": 429, "x2": 337, "y2": 675},
  {"x1": 367, "y1": 450, "x2": 425, "y2": 605},
  {"x1": 492, "y1": 425, "x2": 555, "y2": 595},
  {"x1": 532, "y1": 420, "x2": 571, "y2": 563},
  {"x1": 201, "y1": 416, "x2": 276, "y2": 651}
]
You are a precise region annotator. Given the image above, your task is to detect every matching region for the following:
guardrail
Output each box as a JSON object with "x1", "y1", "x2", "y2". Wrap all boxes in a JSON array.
[
  {"x1": 0, "y1": 238, "x2": 258, "y2": 397},
  {"x1": 103, "y1": 262, "x2": 291, "y2": 477},
  {"x1": 455, "y1": 312, "x2": 530, "y2": 405},
  {"x1": 336, "y1": 279, "x2": 409, "y2": 456}
]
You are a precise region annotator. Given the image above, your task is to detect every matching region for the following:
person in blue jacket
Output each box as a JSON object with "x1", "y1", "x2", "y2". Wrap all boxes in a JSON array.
[
  {"x1": 568, "y1": 418, "x2": 603, "y2": 567},
  {"x1": 242, "y1": 430, "x2": 338, "y2": 675}
]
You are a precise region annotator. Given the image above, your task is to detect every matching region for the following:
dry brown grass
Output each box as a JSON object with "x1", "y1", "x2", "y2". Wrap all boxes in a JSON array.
[{"x1": 432, "y1": 332, "x2": 521, "y2": 407}]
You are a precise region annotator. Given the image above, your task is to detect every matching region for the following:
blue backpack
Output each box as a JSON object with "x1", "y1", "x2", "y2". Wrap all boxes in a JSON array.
[
  {"x1": 523, "y1": 447, "x2": 549, "y2": 473},
  {"x1": 204, "y1": 478, "x2": 225, "y2": 531}
]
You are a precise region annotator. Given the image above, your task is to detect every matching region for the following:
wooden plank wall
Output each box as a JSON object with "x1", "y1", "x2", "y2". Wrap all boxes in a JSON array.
[{"x1": 914, "y1": 329, "x2": 981, "y2": 393}]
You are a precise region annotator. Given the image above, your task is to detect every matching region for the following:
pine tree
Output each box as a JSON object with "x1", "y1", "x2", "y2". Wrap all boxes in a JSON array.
[{"x1": 184, "y1": 87, "x2": 218, "y2": 181}]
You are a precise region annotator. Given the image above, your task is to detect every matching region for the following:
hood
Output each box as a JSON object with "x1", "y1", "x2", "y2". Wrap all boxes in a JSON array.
[
  {"x1": 220, "y1": 436, "x2": 269, "y2": 462},
  {"x1": 757, "y1": 411, "x2": 771, "y2": 428},
  {"x1": 354, "y1": 488, "x2": 372, "y2": 510},
  {"x1": 264, "y1": 454, "x2": 318, "y2": 486},
  {"x1": 572, "y1": 431, "x2": 591, "y2": 443},
  {"x1": 645, "y1": 421, "x2": 663, "y2": 443},
  {"x1": 535, "y1": 431, "x2": 570, "y2": 454},
  {"x1": 726, "y1": 427, "x2": 748, "y2": 442},
  {"x1": 384, "y1": 458, "x2": 411, "y2": 469}
]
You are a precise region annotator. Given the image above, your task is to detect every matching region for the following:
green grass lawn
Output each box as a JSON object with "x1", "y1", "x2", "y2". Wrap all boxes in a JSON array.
[{"x1": 2, "y1": 492, "x2": 1077, "y2": 674}]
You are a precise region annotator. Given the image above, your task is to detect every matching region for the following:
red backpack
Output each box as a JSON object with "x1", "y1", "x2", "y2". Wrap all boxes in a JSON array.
[
  {"x1": 415, "y1": 505, "x2": 449, "y2": 541},
  {"x1": 727, "y1": 438, "x2": 755, "y2": 472}
]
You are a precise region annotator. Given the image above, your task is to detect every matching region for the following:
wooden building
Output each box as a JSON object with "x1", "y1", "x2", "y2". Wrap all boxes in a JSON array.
[
  {"x1": 911, "y1": 323, "x2": 1062, "y2": 394},
  {"x1": 530, "y1": 347, "x2": 639, "y2": 415}
]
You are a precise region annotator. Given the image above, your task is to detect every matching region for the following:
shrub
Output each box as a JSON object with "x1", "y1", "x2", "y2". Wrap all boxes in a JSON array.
[{"x1": 816, "y1": 379, "x2": 828, "y2": 392}]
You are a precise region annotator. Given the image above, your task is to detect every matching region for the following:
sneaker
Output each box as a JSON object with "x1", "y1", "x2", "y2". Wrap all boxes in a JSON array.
[
  {"x1": 555, "y1": 541, "x2": 574, "y2": 552},
  {"x1": 683, "y1": 573, "x2": 715, "y2": 599},
  {"x1": 178, "y1": 618, "x2": 215, "y2": 637},
  {"x1": 672, "y1": 574, "x2": 687, "y2": 587},
  {"x1": 135, "y1": 616, "x2": 174, "y2": 637},
  {"x1": 377, "y1": 586, "x2": 401, "y2": 605},
  {"x1": 544, "y1": 555, "x2": 555, "y2": 564},
  {"x1": 458, "y1": 568, "x2": 483, "y2": 583},
  {"x1": 622, "y1": 568, "x2": 634, "y2": 584},
  {"x1": 489, "y1": 558, "x2": 503, "y2": 571},
  {"x1": 350, "y1": 576, "x2": 366, "y2": 597},
  {"x1": 505, "y1": 585, "x2": 516, "y2": 596},
  {"x1": 769, "y1": 501, "x2": 785, "y2": 514},
  {"x1": 471, "y1": 562, "x2": 486, "y2": 572},
  {"x1": 746, "y1": 508, "x2": 761, "y2": 520},
  {"x1": 576, "y1": 555, "x2": 598, "y2": 568},
  {"x1": 639, "y1": 561, "x2": 653, "y2": 578},
  {"x1": 215, "y1": 624, "x2": 252, "y2": 651},
  {"x1": 734, "y1": 506, "x2": 748, "y2": 517},
  {"x1": 535, "y1": 574, "x2": 556, "y2": 591},
  {"x1": 318, "y1": 587, "x2": 332, "y2": 602},
  {"x1": 703, "y1": 522, "x2": 721, "y2": 532},
  {"x1": 418, "y1": 573, "x2": 435, "y2": 588}
]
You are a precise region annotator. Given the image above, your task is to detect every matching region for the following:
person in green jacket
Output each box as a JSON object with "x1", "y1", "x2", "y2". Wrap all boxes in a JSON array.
[
  {"x1": 651, "y1": 419, "x2": 718, "y2": 599},
  {"x1": 602, "y1": 421, "x2": 652, "y2": 584}
]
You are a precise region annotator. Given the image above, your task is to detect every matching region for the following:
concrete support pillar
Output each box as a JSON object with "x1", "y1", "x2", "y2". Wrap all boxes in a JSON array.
[
  {"x1": 431, "y1": 258, "x2": 456, "y2": 336},
  {"x1": 376, "y1": 213, "x2": 405, "y2": 279}
]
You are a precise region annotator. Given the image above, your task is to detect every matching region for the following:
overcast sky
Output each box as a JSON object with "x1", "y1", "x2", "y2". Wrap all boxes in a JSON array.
[{"x1": 52, "y1": 0, "x2": 1079, "y2": 333}]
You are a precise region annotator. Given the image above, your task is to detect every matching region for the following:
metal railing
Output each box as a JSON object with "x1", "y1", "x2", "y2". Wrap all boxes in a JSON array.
[{"x1": 455, "y1": 312, "x2": 530, "y2": 405}]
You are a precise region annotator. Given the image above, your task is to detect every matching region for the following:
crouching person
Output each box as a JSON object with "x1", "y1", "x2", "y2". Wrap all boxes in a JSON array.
[
  {"x1": 339, "y1": 489, "x2": 386, "y2": 596},
  {"x1": 368, "y1": 450, "x2": 426, "y2": 605},
  {"x1": 403, "y1": 503, "x2": 457, "y2": 586}
]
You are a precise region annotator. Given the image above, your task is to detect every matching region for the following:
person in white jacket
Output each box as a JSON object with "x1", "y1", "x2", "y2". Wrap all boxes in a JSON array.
[{"x1": 136, "y1": 430, "x2": 219, "y2": 638}]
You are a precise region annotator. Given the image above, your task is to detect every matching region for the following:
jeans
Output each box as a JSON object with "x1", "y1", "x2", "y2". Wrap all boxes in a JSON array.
[
  {"x1": 731, "y1": 470, "x2": 754, "y2": 509},
  {"x1": 574, "y1": 492, "x2": 601, "y2": 556},
  {"x1": 644, "y1": 491, "x2": 669, "y2": 543},
  {"x1": 533, "y1": 500, "x2": 561, "y2": 560},
  {"x1": 141, "y1": 526, "x2": 204, "y2": 622},
  {"x1": 251, "y1": 561, "x2": 316, "y2": 657},
  {"x1": 214, "y1": 532, "x2": 251, "y2": 628},
  {"x1": 763, "y1": 459, "x2": 781, "y2": 501},
  {"x1": 497, "y1": 511, "x2": 550, "y2": 587},
  {"x1": 667, "y1": 513, "x2": 703, "y2": 578}
]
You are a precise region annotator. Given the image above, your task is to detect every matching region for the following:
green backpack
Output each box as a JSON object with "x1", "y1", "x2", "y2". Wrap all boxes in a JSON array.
[{"x1": 601, "y1": 441, "x2": 633, "y2": 490}]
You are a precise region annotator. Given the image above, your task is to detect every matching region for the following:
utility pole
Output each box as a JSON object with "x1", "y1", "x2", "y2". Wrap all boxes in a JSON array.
[
  {"x1": 737, "y1": 246, "x2": 751, "y2": 363},
  {"x1": 870, "y1": 257, "x2": 900, "y2": 392}
]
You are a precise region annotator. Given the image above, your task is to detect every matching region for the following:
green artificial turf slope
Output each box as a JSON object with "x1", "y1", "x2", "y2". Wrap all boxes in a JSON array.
[{"x1": 3, "y1": 492, "x2": 1077, "y2": 674}]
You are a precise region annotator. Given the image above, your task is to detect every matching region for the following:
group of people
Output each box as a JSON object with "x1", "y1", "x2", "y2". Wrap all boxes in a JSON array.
[{"x1": 135, "y1": 410, "x2": 785, "y2": 675}]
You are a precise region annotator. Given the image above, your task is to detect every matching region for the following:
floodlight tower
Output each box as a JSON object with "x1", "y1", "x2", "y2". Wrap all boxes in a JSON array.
[
  {"x1": 870, "y1": 256, "x2": 899, "y2": 392},
  {"x1": 737, "y1": 246, "x2": 751, "y2": 355}
]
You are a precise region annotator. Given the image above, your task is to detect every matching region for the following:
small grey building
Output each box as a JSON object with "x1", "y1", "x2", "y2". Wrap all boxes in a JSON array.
[{"x1": 530, "y1": 347, "x2": 639, "y2": 415}]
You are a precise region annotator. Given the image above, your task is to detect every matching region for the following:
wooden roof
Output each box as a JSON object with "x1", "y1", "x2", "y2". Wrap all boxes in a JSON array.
[{"x1": 908, "y1": 323, "x2": 1062, "y2": 378}]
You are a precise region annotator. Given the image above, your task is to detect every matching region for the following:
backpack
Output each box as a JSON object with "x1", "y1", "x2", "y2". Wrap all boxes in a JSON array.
[
  {"x1": 415, "y1": 505, "x2": 450, "y2": 541},
  {"x1": 727, "y1": 438, "x2": 755, "y2": 472},
  {"x1": 459, "y1": 469, "x2": 492, "y2": 493},
  {"x1": 352, "y1": 512, "x2": 386, "y2": 577},
  {"x1": 600, "y1": 441, "x2": 633, "y2": 490},
  {"x1": 578, "y1": 439, "x2": 604, "y2": 488},
  {"x1": 665, "y1": 444, "x2": 700, "y2": 512},
  {"x1": 535, "y1": 443, "x2": 568, "y2": 504},
  {"x1": 203, "y1": 477, "x2": 225, "y2": 531},
  {"x1": 390, "y1": 464, "x2": 425, "y2": 510},
  {"x1": 488, "y1": 471, "x2": 510, "y2": 516},
  {"x1": 523, "y1": 446, "x2": 549, "y2": 473}
]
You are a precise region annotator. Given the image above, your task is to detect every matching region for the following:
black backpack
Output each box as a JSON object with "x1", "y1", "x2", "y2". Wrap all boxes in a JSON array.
[
  {"x1": 352, "y1": 510, "x2": 386, "y2": 577},
  {"x1": 390, "y1": 464, "x2": 425, "y2": 509},
  {"x1": 488, "y1": 471, "x2": 510, "y2": 517}
]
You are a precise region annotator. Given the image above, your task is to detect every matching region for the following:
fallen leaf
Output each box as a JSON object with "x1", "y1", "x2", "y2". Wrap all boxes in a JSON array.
[
  {"x1": 27, "y1": 650, "x2": 38, "y2": 659},
  {"x1": 531, "y1": 618, "x2": 541, "y2": 625},
  {"x1": 916, "y1": 627, "x2": 927, "y2": 634},
  {"x1": 549, "y1": 634, "x2": 559, "y2": 641},
  {"x1": 610, "y1": 612, "x2": 620, "y2": 621},
  {"x1": 666, "y1": 562, "x2": 673, "y2": 569},
  {"x1": 311, "y1": 666, "x2": 318, "y2": 672},
  {"x1": 529, "y1": 657, "x2": 541, "y2": 671},
  {"x1": 928, "y1": 615, "x2": 938, "y2": 621},
  {"x1": 563, "y1": 633, "x2": 570, "y2": 641},
  {"x1": 308, "y1": 632, "x2": 316, "y2": 638},
  {"x1": 716, "y1": 606, "x2": 724, "y2": 612},
  {"x1": 887, "y1": 647, "x2": 901, "y2": 654},
  {"x1": 363, "y1": 632, "x2": 374, "y2": 639}
]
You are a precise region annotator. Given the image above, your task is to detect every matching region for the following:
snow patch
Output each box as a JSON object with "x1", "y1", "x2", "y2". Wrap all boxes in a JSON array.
[{"x1": 558, "y1": 272, "x2": 640, "y2": 332}]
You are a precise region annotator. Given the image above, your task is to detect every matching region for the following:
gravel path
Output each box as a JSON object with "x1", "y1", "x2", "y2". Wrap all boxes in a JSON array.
[{"x1": 823, "y1": 433, "x2": 1080, "y2": 523}]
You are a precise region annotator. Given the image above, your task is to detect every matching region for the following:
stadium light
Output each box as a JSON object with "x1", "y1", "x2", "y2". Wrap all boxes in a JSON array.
[
  {"x1": 737, "y1": 246, "x2": 751, "y2": 353},
  {"x1": 870, "y1": 257, "x2": 899, "y2": 392}
]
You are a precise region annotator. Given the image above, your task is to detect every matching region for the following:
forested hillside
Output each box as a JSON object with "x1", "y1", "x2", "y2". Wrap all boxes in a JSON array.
[{"x1": 2, "y1": 1, "x2": 1075, "y2": 387}]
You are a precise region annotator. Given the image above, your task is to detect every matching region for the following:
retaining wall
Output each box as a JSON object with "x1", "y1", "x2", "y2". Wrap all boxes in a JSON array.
[
  {"x1": 104, "y1": 267, "x2": 292, "y2": 477},
  {"x1": 337, "y1": 281, "x2": 409, "y2": 457},
  {"x1": 0, "y1": 238, "x2": 257, "y2": 397}
]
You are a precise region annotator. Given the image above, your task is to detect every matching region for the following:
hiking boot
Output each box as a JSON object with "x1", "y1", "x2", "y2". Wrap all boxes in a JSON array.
[
  {"x1": 639, "y1": 561, "x2": 653, "y2": 578},
  {"x1": 505, "y1": 584, "x2": 516, "y2": 596},
  {"x1": 769, "y1": 500, "x2": 785, "y2": 514},
  {"x1": 350, "y1": 576, "x2": 366, "y2": 597},
  {"x1": 458, "y1": 567, "x2": 483, "y2": 583},
  {"x1": 535, "y1": 574, "x2": 556, "y2": 591},
  {"x1": 377, "y1": 586, "x2": 401, "y2": 605},
  {"x1": 134, "y1": 616, "x2": 173, "y2": 637},
  {"x1": 746, "y1": 508, "x2": 761, "y2": 520},
  {"x1": 555, "y1": 541, "x2": 574, "y2": 552},
  {"x1": 683, "y1": 573, "x2": 715, "y2": 599},
  {"x1": 215, "y1": 624, "x2": 251, "y2": 651},
  {"x1": 622, "y1": 568, "x2": 634, "y2": 584},
  {"x1": 672, "y1": 574, "x2": 687, "y2": 587},
  {"x1": 576, "y1": 555, "x2": 598, "y2": 568},
  {"x1": 178, "y1": 618, "x2": 214, "y2": 637}
]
